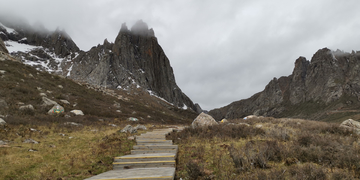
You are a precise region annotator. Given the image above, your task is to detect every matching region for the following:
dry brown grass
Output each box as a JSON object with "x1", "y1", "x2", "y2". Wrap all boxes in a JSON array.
[{"x1": 167, "y1": 117, "x2": 360, "y2": 180}]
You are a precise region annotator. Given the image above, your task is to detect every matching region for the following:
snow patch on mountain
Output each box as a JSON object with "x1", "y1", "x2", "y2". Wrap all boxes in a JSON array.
[{"x1": 5, "y1": 41, "x2": 39, "y2": 53}]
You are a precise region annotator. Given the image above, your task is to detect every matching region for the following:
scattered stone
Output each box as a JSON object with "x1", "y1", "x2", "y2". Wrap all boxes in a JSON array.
[
  {"x1": 42, "y1": 97, "x2": 58, "y2": 106},
  {"x1": 64, "y1": 114, "x2": 71, "y2": 118},
  {"x1": 60, "y1": 99, "x2": 70, "y2": 105},
  {"x1": 147, "y1": 115, "x2": 151, "y2": 118},
  {"x1": 191, "y1": 112, "x2": 218, "y2": 128},
  {"x1": 28, "y1": 73, "x2": 34, "y2": 78},
  {"x1": 58, "y1": 85, "x2": 63, "y2": 89},
  {"x1": 49, "y1": 145, "x2": 56, "y2": 148},
  {"x1": 132, "y1": 111, "x2": 137, "y2": 114},
  {"x1": 37, "y1": 87, "x2": 42, "y2": 91},
  {"x1": 243, "y1": 115, "x2": 258, "y2": 120},
  {"x1": 0, "y1": 140, "x2": 7, "y2": 145},
  {"x1": 46, "y1": 90, "x2": 52, "y2": 94},
  {"x1": 135, "y1": 124, "x2": 147, "y2": 130},
  {"x1": 0, "y1": 99, "x2": 8, "y2": 110},
  {"x1": 0, "y1": 70, "x2": 5, "y2": 74},
  {"x1": 0, "y1": 118, "x2": 6, "y2": 126},
  {"x1": 255, "y1": 124, "x2": 263, "y2": 128},
  {"x1": 59, "y1": 133, "x2": 66, "y2": 136},
  {"x1": 19, "y1": 104, "x2": 34, "y2": 111},
  {"x1": 238, "y1": 123, "x2": 251, "y2": 126},
  {"x1": 23, "y1": 138, "x2": 39, "y2": 144},
  {"x1": 98, "y1": 119, "x2": 104, "y2": 122},
  {"x1": 70, "y1": 110, "x2": 84, "y2": 116},
  {"x1": 120, "y1": 125, "x2": 137, "y2": 133},
  {"x1": 17, "y1": 102, "x2": 25, "y2": 105},
  {"x1": 340, "y1": 119, "x2": 360, "y2": 134},
  {"x1": 28, "y1": 149, "x2": 38, "y2": 152},
  {"x1": 39, "y1": 93, "x2": 47, "y2": 97},
  {"x1": 29, "y1": 128, "x2": 40, "y2": 132},
  {"x1": 109, "y1": 124, "x2": 117, "y2": 127},
  {"x1": 127, "y1": 136, "x2": 135, "y2": 140},
  {"x1": 73, "y1": 103, "x2": 77, "y2": 107},
  {"x1": 113, "y1": 101, "x2": 121, "y2": 108},
  {"x1": 48, "y1": 105, "x2": 65, "y2": 115},
  {"x1": 116, "y1": 110, "x2": 121, "y2": 113},
  {"x1": 64, "y1": 122, "x2": 82, "y2": 126},
  {"x1": 127, "y1": 117, "x2": 139, "y2": 122},
  {"x1": 69, "y1": 137, "x2": 73, "y2": 139},
  {"x1": 20, "y1": 79, "x2": 25, "y2": 82}
]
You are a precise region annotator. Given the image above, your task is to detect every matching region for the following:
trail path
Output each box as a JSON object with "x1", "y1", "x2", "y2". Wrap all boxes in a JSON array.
[{"x1": 85, "y1": 128, "x2": 178, "y2": 180}]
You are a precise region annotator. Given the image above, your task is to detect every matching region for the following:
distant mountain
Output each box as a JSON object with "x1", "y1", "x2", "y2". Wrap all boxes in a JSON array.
[
  {"x1": 209, "y1": 48, "x2": 360, "y2": 122},
  {"x1": 0, "y1": 18, "x2": 196, "y2": 112}
]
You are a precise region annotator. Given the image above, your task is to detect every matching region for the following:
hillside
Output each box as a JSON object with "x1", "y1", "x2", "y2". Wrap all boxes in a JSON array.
[
  {"x1": 209, "y1": 48, "x2": 360, "y2": 122},
  {"x1": 0, "y1": 17, "x2": 197, "y2": 112}
]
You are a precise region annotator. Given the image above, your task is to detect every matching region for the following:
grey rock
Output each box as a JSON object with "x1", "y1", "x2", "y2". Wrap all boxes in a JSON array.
[
  {"x1": 135, "y1": 124, "x2": 147, "y2": 130},
  {"x1": 0, "y1": 99, "x2": 8, "y2": 110},
  {"x1": 42, "y1": 97, "x2": 58, "y2": 106},
  {"x1": 109, "y1": 124, "x2": 117, "y2": 127},
  {"x1": 0, "y1": 140, "x2": 7, "y2": 145},
  {"x1": 120, "y1": 125, "x2": 137, "y2": 133},
  {"x1": 23, "y1": 138, "x2": 39, "y2": 144},
  {"x1": 58, "y1": 85, "x2": 63, "y2": 89},
  {"x1": 191, "y1": 112, "x2": 218, "y2": 128},
  {"x1": 70, "y1": 110, "x2": 84, "y2": 116},
  {"x1": 39, "y1": 93, "x2": 47, "y2": 97},
  {"x1": 0, "y1": 70, "x2": 5, "y2": 74},
  {"x1": 19, "y1": 104, "x2": 34, "y2": 111},
  {"x1": 60, "y1": 99, "x2": 70, "y2": 104},
  {"x1": 0, "y1": 118, "x2": 6, "y2": 126},
  {"x1": 340, "y1": 119, "x2": 360, "y2": 134},
  {"x1": 64, "y1": 122, "x2": 82, "y2": 126}
]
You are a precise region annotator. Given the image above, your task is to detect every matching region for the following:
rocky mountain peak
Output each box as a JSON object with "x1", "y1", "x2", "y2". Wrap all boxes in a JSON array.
[
  {"x1": 209, "y1": 47, "x2": 360, "y2": 121},
  {"x1": 130, "y1": 20, "x2": 155, "y2": 37}
]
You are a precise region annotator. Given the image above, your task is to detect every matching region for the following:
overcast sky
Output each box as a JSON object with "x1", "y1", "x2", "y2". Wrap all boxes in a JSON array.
[{"x1": 1, "y1": 0, "x2": 360, "y2": 110}]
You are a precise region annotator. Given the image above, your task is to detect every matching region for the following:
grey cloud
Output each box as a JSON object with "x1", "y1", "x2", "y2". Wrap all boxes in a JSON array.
[{"x1": 1, "y1": 0, "x2": 360, "y2": 110}]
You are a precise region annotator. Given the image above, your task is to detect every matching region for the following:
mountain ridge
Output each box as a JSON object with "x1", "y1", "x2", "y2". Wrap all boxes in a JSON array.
[{"x1": 209, "y1": 48, "x2": 360, "y2": 122}]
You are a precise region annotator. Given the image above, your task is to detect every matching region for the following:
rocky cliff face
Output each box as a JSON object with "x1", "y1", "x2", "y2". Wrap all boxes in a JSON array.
[
  {"x1": 209, "y1": 48, "x2": 360, "y2": 121},
  {"x1": 0, "y1": 38, "x2": 7, "y2": 53},
  {"x1": 0, "y1": 18, "x2": 196, "y2": 112},
  {"x1": 69, "y1": 20, "x2": 195, "y2": 110}
]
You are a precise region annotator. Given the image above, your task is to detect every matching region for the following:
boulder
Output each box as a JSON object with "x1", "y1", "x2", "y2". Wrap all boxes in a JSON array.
[
  {"x1": 0, "y1": 118, "x2": 6, "y2": 126},
  {"x1": 340, "y1": 119, "x2": 360, "y2": 134},
  {"x1": 135, "y1": 124, "x2": 147, "y2": 130},
  {"x1": 19, "y1": 104, "x2": 34, "y2": 111},
  {"x1": 48, "y1": 105, "x2": 65, "y2": 115},
  {"x1": 64, "y1": 122, "x2": 82, "y2": 126},
  {"x1": 0, "y1": 99, "x2": 8, "y2": 110},
  {"x1": 60, "y1": 99, "x2": 70, "y2": 105},
  {"x1": 191, "y1": 112, "x2": 218, "y2": 128},
  {"x1": 42, "y1": 97, "x2": 58, "y2": 106},
  {"x1": 23, "y1": 138, "x2": 39, "y2": 144},
  {"x1": 70, "y1": 110, "x2": 84, "y2": 116},
  {"x1": 243, "y1": 115, "x2": 258, "y2": 120},
  {"x1": 120, "y1": 125, "x2": 137, "y2": 133}
]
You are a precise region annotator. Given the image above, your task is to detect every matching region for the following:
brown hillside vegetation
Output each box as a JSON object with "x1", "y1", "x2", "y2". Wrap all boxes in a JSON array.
[
  {"x1": 0, "y1": 57, "x2": 197, "y2": 179},
  {"x1": 168, "y1": 117, "x2": 360, "y2": 180}
]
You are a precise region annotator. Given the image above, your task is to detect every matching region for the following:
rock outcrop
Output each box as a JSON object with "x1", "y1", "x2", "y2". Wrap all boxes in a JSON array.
[
  {"x1": 209, "y1": 48, "x2": 360, "y2": 121},
  {"x1": 69, "y1": 20, "x2": 196, "y2": 110},
  {"x1": 191, "y1": 112, "x2": 218, "y2": 128},
  {"x1": 0, "y1": 38, "x2": 8, "y2": 53}
]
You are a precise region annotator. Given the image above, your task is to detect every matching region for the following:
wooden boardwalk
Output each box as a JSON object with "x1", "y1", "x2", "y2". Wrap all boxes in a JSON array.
[{"x1": 85, "y1": 128, "x2": 177, "y2": 180}]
